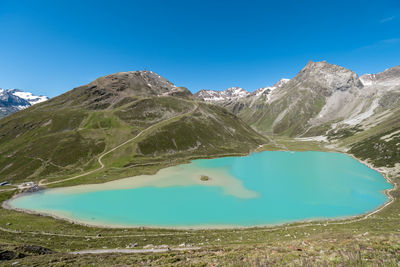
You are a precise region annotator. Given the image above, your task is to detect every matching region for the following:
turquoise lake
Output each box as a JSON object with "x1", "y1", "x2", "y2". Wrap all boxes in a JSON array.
[{"x1": 8, "y1": 151, "x2": 393, "y2": 228}]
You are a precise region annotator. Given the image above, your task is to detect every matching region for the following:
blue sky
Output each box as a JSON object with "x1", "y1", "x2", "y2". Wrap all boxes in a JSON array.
[{"x1": 0, "y1": 0, "x2": 399, "y2": 97}]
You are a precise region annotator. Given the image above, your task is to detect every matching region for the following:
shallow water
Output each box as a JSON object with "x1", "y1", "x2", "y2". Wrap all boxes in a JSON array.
[{"x1": 8, "y1": 151, "x2": 392, "y2": 228}]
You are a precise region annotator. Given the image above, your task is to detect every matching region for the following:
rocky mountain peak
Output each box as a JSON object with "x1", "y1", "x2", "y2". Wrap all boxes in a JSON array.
[
  {"x1": 273, "y1": 78, "x2": 290, "y2": 88},
  {"x1": 57, "y1": 70, "x2": 189, "y2": 110},
  {"x1": 195, "y1": 86, "x2": 250, "y2": 102},
  {"x1": 252, "y1": 78, "x2": 291, "y2": 97},
  {"x1": 225, "y1": 86, "x2": 249, "y2": 96},
  {"x1": 88, "y1": 70, "x2": 177, "y2": 97},
  {"x1": 253, "y1": 87, "x2": 273, "y2": 97},
  {"x1": 294, "y1": 60, "x2": 363, "y2": 93}
]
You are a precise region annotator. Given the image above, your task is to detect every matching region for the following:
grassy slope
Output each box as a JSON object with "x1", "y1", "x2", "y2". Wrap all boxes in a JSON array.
[
  {"x1": 1, "y1": 111, "x2": 399, "y2": 265},
  {"x1": 0, "y1": 93, "x2": 265, "y2": 186},
  {"x1": 136, "y1": 103, "x2": 265, "y2": 157},
  {"x1": 0, "y1": 132, "x2": 399, "y2": 265},
  {"x1": 0, "y1": 152, "x2": 399, "y2": 265},
  {"x1": 2, "y1": 85, "x2": 400, "y2": 264},
  {"x1": 333, "y1": 108, "x2": 400, "y2": 168}
]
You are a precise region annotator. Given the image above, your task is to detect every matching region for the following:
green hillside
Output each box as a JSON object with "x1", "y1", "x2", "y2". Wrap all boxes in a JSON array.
[{"x1": 0, "y1": 72, "x2": 266, "y2": 185}]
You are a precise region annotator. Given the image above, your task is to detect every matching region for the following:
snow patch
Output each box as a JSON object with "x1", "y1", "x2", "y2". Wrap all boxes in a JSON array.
[
  {"x1": 12, "y1": 90, "x2": 49, "y2": 105},
  {"x1": 196, "y1": 87, "x2": 250, "y2": 102},
  {"x1": 295, "y1": 136, "x2": 328, "y2": 142}
]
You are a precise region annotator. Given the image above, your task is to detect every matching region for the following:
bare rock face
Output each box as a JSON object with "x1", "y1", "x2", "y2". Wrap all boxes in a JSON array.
[
  {"x1": 272, "y1": 78, "x2": 291, "y2": 88},
  {"x1": 292, "y1": 61, "x2": 363, "y2": 96},
  {"x1": 193, "y1": 60, "x2": 399, "y2": 137},
  {"x1": 360, "y1": 65, "x2": 400, "y2": 86},
  {"x1": 55, "y1": 70, "x2": 190, "y2": 110},
  {"x1": 88, "y1": 70, "x2": 177, "y2": 97},
  {"x1": 166, "y1": 87, "x2": 193, "y2": 98}
]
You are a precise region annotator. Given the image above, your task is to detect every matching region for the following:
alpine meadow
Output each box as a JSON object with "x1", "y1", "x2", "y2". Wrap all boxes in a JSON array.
[{"x1": 1, "y1": 0, "x2": 400, "y2": 266}]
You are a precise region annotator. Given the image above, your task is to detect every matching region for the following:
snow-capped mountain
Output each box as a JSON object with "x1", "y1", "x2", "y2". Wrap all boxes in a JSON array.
[
  {"x1": 195, "y1": 87, "x2": 250, "y2": 102},
  {"x1": 195, "y1": 79, "x2": 290, "y2": 102},
  {"x1": 8, "y1": 89, "x2": 49, "y2": 105},
  {"x1": 252, "y1": 78, "x2": 290, "y2": 98},
  {"x1": 0, "y1": 89, "x2": 49, "y2": 118}
]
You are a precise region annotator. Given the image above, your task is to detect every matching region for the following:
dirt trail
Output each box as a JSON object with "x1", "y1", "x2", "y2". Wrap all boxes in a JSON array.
[
  {"x1": 70, "y1": 247, "x2": 201, "y2": 255},
  {"x1": 39, "y1": 103, "x2": 198, "y2": 186}
]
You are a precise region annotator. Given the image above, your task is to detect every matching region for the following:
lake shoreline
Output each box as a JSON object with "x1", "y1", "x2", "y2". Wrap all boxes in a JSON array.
[{"x1": 2, "y1": 149, "x2": 395, "y2": 230}]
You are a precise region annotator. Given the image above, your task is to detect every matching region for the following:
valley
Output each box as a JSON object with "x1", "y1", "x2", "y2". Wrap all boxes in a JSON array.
[{"x1": 1, "y1": 62, "x2": 400, "y2": 265}]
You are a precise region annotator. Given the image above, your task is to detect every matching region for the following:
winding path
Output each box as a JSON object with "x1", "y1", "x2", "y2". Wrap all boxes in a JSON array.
[
  {"x1": 39, "y1": 102, "x2": 198, "y2": 186},
  {"x1": 70, "y1": 247, "x2": 201, "y2": 255},
  {"x1": 1, "y1": 108, "x2": 397, "y2": 251}
]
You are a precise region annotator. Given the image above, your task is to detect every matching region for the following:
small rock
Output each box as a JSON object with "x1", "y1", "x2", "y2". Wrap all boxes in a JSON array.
[
  {"x1": 126, "y1": 243, "x2": 138, "y2": 248},
  {"x1": 19, "y1": 245, "x2": 54, "y2": 255},
  {"x1": 178, "y1": 243, "x2": 186, "y2": 247},
  {"x1": 0, "y1": 251, "x2": 17, "y2": 261}
]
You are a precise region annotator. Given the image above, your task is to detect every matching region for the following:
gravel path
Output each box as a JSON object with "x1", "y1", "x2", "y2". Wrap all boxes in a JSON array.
[
  {"x1": 39, "y1": 102, "x2": 198, "y2": 186},
  {"x1": 70, "y1": 247, "x2": 201, "y2": 255}
]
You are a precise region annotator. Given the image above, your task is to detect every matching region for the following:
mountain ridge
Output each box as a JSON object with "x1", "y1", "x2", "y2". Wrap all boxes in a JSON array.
[
  {"x1": 0, "y1": 61, "x2": 399, "y2": 183},
  {"x1": 0, "y1": 72, "x2": 265, "y2": 184},
  {"x1": 194, "y1": 61, "x2": 400, "y2": 138}
]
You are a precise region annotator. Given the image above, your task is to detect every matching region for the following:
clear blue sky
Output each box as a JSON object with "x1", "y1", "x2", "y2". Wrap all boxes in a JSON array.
[{"x1": 1, "y1": 0, "x2": 399, "y2": 97}]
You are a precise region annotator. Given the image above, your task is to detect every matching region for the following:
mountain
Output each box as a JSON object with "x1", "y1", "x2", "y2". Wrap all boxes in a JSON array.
[
  {"x1": 0, "y1": 89, "x2": 49, "y2": 118},
  {"x1": 0, "y1": 71, "x2": 266, "y2": 184},
  {"x1": 195, "y1": 61, "x2": 400, "y2": 138},
  {"x1": 194, "y1": 61, "x2": 400, "y2": 167},
  {"x1": 343, "y1": 66, "x2": 400, "y2": 167},
  {"x1": 199, "y1": 61, "x2": 368, "y2": 136},
  {"x1": 8, "y1": 89, "x2": 49, "y2": 105},
  {"x1": 195, "y1": 80, "x2": 291, "y2": 103},
  {"x1": 196, "y1": 87, "x2": 250, "y2": 102},
  {"x1": 1, "y1": 63, "x2": 398, "y2": 184}
]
